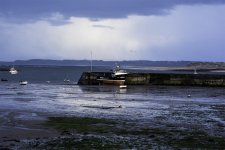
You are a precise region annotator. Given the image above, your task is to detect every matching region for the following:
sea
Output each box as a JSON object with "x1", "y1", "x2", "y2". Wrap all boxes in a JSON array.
[{"x1": 0, "y1": 66, "x2": 225, "y2": 142}]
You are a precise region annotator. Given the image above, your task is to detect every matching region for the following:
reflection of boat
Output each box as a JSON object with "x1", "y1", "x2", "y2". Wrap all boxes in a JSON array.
[
  {"x1": 9, "y1": 67, "x2": 18, "y2": 74},
  {"x1": 119, "y1": 85, "x2": 127, "y2": 89},
  {"x1": 20, "y1": 81, "x2": 28, "y2": 85},
  {"x1": 194, "y1": 68, "x2": 198, "y2": 74}
]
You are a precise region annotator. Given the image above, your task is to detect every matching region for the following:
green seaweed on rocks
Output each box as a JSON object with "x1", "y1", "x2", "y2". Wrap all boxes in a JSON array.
[
  {"x1": 43, "y1": 117, "x2": 225, "y2": 149},
  {"x1": 45, "y1": 117, "x2": 117, "y2": 134}
]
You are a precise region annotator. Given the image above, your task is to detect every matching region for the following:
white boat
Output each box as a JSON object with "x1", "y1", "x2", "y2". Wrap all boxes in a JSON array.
[
  {"x1": 112, "y1": 65, "x2": 128, "y2": 77},
  {"x1": 97, "y1": 65, "x2": 128, "y2": 86},
  {"x1": 20, "y1": 81, "x2": 28, "y2": 85},
  {"x1": 9, "y1": 67, "x2": 18, "y2": 74},
  {"x1": 64, "y1": 79, "x2": 70, "y2": 82}
]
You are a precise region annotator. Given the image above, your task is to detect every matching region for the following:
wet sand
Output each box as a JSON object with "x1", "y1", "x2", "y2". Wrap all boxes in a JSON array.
[
  {"x1": 0, "y1": 84, "x2": 225, "y2": 149},
  {"x1": 0, "y1": 110, "x2": 59, "y2": 149},
  {"x1": 0, "y1": 103, "x2": 225, "y2": 149}
]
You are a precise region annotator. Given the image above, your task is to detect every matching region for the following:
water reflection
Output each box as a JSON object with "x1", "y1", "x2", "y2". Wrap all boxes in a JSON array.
[{"x1": 1, "y1": 83, "x2": 225, "y2": 121}]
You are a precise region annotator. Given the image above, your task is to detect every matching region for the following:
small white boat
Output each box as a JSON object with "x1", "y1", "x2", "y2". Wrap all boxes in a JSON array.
[
  {"x1": 64, "y1": 79, "x2": 70, "y2": 82},
  {"x1": 9, "y1": 67, "x2": 18, "y2": 75},
  {"x1": 20, "y1": 81, "x2": 28, "y2": 85}
]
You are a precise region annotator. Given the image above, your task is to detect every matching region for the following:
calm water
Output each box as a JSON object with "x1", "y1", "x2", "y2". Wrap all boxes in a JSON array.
[
  {"x1": 0, "y1": 66, "x2": 111, "y2": 84},
  {"x1": 2, "y1": 65, "x2": 224, "y2": 84},
  {"x1": 0, "y1": 66, "x2": 225, "y2": 132}
]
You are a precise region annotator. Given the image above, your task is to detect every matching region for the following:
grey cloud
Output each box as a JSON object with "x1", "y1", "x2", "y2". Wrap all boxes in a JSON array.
[
  {"x1": 0, "y1": 0, "x2": 224, "y2": 21},
  {"x1": 92, "y1": 25, "x2": 115, "y2": 30}
]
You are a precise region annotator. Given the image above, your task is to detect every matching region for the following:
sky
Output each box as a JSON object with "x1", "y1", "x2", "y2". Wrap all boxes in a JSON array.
[{"x1": 0, "y1": 0, "x2": 225, "y2": 61}]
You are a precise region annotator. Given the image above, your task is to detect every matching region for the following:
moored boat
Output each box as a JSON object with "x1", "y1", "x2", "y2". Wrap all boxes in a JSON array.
[
  {"x1": 64, "y1": 79, "x2": 70, "y2": 82},
  {"x1": 20, "y1": 81, "x2": 28, "y2": 85},
  {"x1": 97, "y1": 65, "x2": 128, "y2": 85},
  {"x1": 112, "y1": 65, "x2": 128, "y2": 77},
  {"x1": 9, "y1": 67, "x2": 18, "y2": 75}
]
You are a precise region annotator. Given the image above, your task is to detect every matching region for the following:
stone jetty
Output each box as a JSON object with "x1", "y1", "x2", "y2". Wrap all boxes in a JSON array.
[{"x1": 78, "y1": 72, "x2": 225, "y2": 86}]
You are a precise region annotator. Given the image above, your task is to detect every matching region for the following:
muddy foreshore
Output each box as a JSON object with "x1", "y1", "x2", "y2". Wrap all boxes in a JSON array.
[
  {"x1": 0, "y1": 104, "x2": 225, "y2": 150},
  {"x1": 1, "y1": 83, "x2": 225, "y2": 149}
]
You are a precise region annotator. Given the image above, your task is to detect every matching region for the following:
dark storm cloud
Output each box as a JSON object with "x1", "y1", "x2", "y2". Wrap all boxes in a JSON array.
[{"x1": 0, "y1": 0, "x2": 224, "y2": 21}]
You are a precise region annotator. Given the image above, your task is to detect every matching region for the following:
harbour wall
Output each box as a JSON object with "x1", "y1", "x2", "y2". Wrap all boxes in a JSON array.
[{"x1": 78, "y1": 72, "x2": 225, "y2": 86}]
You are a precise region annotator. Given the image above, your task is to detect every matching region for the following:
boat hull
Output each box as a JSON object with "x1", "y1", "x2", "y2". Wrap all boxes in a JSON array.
[
  {"x1": 20, "y1": 81, "x2": 28, "y2": 85},
  {"x1": 9, "y1": 67, "x2": 18, "y2": 75},
  {"x1": 98, "y1": 79, "x2": 125, "y2": 85},
  {"x1": 9, "y1": 70, "x2": 18, "y2": 74}
]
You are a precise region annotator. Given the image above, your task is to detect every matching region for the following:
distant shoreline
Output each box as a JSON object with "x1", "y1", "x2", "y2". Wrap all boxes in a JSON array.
[
  {"x1": 0, "y1": 59, "x2": 194, "y2": 67},
  {"x1": 1, "y1": 59, "x2": 225, "y2": 69}
]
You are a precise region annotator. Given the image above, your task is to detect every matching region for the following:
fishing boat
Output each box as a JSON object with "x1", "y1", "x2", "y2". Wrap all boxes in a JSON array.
[
  {"x1": 97, "y1": 65, "x2": 128, "y2": 85},
  {"x1": 112, "y1": 65, "x2": 128, "y2": 77},
  {"x1": 9, "y1": 67, "x2": 18, "y2": 75}
]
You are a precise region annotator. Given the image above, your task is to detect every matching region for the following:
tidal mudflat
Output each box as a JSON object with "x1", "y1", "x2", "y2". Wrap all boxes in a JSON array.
[{"x1": 0, "y1": 83, "x2": 225, "y2": 149}]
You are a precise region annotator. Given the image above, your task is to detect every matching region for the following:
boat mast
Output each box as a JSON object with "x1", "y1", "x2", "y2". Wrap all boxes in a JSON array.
[{"x1": 90, "y1": 50, "x2": 93, "y2": 72}]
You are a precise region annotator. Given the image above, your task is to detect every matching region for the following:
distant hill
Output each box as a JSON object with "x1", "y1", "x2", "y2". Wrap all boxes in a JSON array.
[
  {"x1": 187, "y1": 62, "x2": 225, "y2": 69},
  {"x1": 0, "y1": 59, "x2": 191, "y2": 67},
  {"x1": 1, "y1": 59, "x2": 225, "y2": 69}
]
